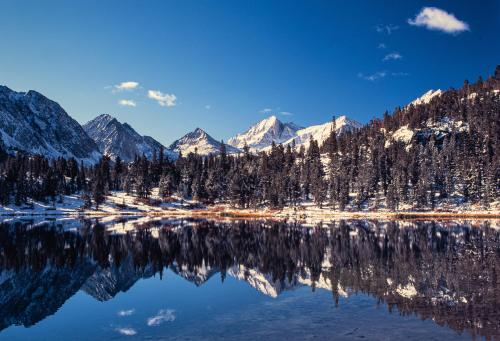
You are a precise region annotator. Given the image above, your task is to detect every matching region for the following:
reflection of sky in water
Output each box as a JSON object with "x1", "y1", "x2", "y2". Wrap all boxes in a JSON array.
[
  {"x1": 0, "y1": 269, "x2": 477, "y2": 340},
  {"x1": 0, "y1": 218, "x2": 497, "y2": 340}
]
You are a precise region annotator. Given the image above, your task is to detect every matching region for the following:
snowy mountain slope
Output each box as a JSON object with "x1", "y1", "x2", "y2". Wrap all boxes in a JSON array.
[
  {"x1": 83, "y1": 114, "x2": 176, "y2": 162},
  {"x1": 227, "y1": 115, "x2": 303, "y2": 151},
  {"x1": 409, "y1": 89, "x2": 443, "y2": 107},
  {"x1": 266, "y1": 115, "x2": 362, "y2": 151},
  {"x1": 0, "y1": 86, "x2": 101, "y2": 164},
  {"x1": 169, "y1": 128, "x2": 241, "y2": 156}
]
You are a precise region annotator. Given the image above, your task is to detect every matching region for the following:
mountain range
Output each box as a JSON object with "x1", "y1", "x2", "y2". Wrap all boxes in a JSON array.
[{"x1": 0, "y1": 82, "x2": 476, "y2": 162}]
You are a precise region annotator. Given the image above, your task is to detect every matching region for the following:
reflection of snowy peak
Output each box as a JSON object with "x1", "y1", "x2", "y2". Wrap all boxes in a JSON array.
[
  {"x1": 169, "y1": 262, "x2": 219, "y2": 286},
  {"x1": 0, "y1": 86, "x2": 101, "y2": 164},
  {"x1": 228, "y1": 265, "x2": 299, "y2": 298},
  {"x1": 169, "y1": 128, "x2": 241, "y2": 156},
  {"x1": 82, "y1": 256, "x2": 155, "y2": 301},
  {"x1": 228, "y1": 115, "x2": 303, "y2": 151},
  {"x1": 83, "y1": 114, "x2": 177, "y2": 162}
]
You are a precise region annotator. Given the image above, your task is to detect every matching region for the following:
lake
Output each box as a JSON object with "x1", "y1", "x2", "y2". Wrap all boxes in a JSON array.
[{"x1": 0, "y1": 217, "x2": 498, "y2": 340}]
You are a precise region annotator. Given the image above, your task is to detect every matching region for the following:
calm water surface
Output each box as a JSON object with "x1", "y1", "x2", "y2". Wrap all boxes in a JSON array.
[{"x1": 0, "y1": 217, "x2": 498, "y2": 340}]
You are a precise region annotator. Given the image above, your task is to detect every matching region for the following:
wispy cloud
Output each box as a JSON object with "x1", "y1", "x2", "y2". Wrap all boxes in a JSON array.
[
  {"x1": 117, "y1": 309, "x2": 135, "y2": 316},
  {"x1": 378, "y1": 43, "x2": 386, "y2": 49},
  {"x1": 205, "y1": 104, "x2": 211, "y2": 110},
  {"x1": 358, "y1": 71, "x2": 409, "y2": 81},
  {"x1": 358, "y1": 71, "x2": 387, "y2": 81},
  {"x1": 147, "y1": 90, "x2": 177, "y2": 107},
  {"x1": 259, "y1": 108, "x2": 273, "y2": 114},
  {"x1": 115, "y1": 327, "x2": 137, "y2": 336},
  {"x1": 280, "y1": 111, "x2": 293, "y2": 116},
  {"x1": 383, "y1": 52, "x2": 402, "y2": 61},
  {"x1": 147, "y1": 309, "x2": 175, "y2": 326},
  {"x1": 408, "y1": 7, "x2": 469, "y2": 34},
  {"x1": 375, "y1": 24, "x2": 399, "y2": 35},
  {"x1": 391, "y1": 71, "x2": 410, "y2": 77},
  {"x1": 118, "y1": 99, "x2": 136, "y2": 107},
  {"x1": 113, "y1": 81, "x2": 139, "y2": 92}
]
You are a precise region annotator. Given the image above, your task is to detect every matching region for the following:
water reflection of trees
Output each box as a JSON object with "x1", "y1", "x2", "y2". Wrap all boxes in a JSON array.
[{"x1": 0, "y1": 219, "x2": 498, "y2": 339}]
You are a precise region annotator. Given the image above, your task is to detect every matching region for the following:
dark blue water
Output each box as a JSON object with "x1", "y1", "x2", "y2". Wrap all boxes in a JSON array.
[{"x1": 0, "y1": 218, "x2": 498, "y2": 340}]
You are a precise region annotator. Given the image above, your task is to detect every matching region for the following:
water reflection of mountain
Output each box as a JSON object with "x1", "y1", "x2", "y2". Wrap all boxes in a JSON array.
[{"x1": 0, "y1": 219, "x2": 498, "y2": 339}]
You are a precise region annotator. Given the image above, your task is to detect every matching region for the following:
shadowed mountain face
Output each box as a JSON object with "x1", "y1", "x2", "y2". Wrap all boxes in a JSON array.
[
  {"x1": 0, "y1": 219, "x2": 498, "y2": 339},
  {"x1": 83, "y1": 114, "x2": 177, "y2": 162},
  {"x1": 0, "y1": 86, "x2": 101, "y2": 164}
]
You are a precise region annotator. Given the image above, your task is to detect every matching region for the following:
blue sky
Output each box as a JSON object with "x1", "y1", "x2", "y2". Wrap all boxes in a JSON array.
[{"x1": 0, "y1": 0, "x2": 498, "y2": 145}]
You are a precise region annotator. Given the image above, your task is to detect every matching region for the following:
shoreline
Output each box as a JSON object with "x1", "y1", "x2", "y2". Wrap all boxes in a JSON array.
[
  {"x1": 1, "y1": 192, "x2": 498, "y2": 222},
  {"x1": 1, "y1": 206, "x2": 499, "y2": 221}
]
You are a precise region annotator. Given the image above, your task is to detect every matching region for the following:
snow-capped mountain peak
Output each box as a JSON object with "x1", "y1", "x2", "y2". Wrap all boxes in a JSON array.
[
  {"x1": 228, "y1": 115, "x2": 303, "y2": 151},
  {"x1": 169, "y1": 128, "x2": 240, "y2": 156}
]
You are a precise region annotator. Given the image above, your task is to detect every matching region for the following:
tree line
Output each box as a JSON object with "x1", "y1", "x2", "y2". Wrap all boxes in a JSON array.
[{"x1": 0, "y1": 67, "x2": 498, "y2": 210}]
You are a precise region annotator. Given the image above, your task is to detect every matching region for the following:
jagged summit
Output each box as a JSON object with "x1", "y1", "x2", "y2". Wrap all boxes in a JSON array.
[{"x1": 83, "y1": 114, "x2": 176, "y2": 162}]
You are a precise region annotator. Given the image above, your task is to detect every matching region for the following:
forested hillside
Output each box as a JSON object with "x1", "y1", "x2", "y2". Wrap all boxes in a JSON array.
[{"x1": 0, "y1": 67, "x2": 498, "y2": 211}]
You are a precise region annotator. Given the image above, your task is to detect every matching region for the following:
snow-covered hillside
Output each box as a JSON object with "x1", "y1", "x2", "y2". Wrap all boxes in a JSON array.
[
  {"x1": 0, "y1": 86, "x2": 101, "y2": 164},
  {"x1": 169, "y1": 128, "x2": 241, "y2": 156},
  {"x1": 83, "y1": 114, "x2": 176, "y2": 162},
  {"x1": 228, "y1": 115, "x2": 302, "y2": 151}
]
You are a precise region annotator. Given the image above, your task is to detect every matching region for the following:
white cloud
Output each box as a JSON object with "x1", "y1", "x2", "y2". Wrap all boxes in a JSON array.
[
  {"x1": 118, "y1": 309, "x2": 135, "y2": 316},
  {"x1": 114, "y1": 81, "x2": 139, "y2": 92},
  {"x1": 205, "y1": 104, "x2": 211, "y2": 110},
  {"x1": 118, "y1": 99, "x2": 136, "y2": 107},
  {"x1": 147, "y1": 309, "x2": 176, "y2": 326},
  {"x1": 280, "y1": 111, "x2": 293, "y2": 116},
  {"x1": 115, "y1": 328, "x2": 137, "y2": 336},
  {"x1": 408, "y1": 7, "x2": 469, "y2": 34},
  {"x1": 383, "y1": 52, "x2": 402, "y2": 61},
  {"x1": 148, "y1": 90, "x2": 177, "y2": 107},
  {"x1": 378, "y1": 43, "x2": 386, "y2": 49},
  {"x1": 375, "y1": 24, "x2": 399, "y2": 34}
]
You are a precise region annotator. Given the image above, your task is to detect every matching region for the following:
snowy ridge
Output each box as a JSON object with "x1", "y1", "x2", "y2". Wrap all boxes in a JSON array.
[
  {"x1": 169, "y1": 128, "x2": 241, "y2": 156},
  {"x1": 409, "y1": 89, "x2": 443, "y2": 107},
  {"x1": 227, "y1": 115, "x2": 302, "y2": 151},
  {"x1": 0, "y1": 86, "x2": 101, "y2": 165},
  {"x1": 264, "y1": 115, "x2": 362, "y2": 151},
  {"x1": 83, "y1": 114, "x2": 176, "y2": 162}
]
